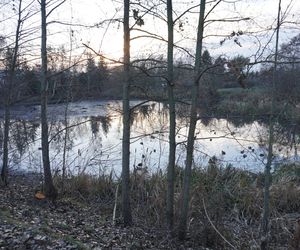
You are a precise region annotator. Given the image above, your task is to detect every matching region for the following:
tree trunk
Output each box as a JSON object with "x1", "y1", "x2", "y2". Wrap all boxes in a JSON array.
[
  {"x1": 261, "y1": 0, "x2": 281, "y2": 249},
  {"x1": 122, "y1": 0, "x2": 132, "y2": 226},
  {"x1": 1, "y1": 0, "x2": 23, "y2": 186},
  {"x1": 61, "y1": 103, "x2": 69, "y2": 193},
  {"x1": 1, "y1": 104, "x2": 10, "y2": 186},
  {"x1": 166, "y1": 0, "x2": 176, "y2": 231},
  {"x1": 178, "y1": 0, "x2": 206, "y2": 241},
  {"x1": 40, "y1": 0, "x2": 57, "y2": 199}
]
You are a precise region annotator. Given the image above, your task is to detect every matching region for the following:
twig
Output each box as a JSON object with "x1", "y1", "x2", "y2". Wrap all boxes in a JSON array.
[
  {"x1": 113, "y1": 184, "x2": 119, "y2": 226},
  {"x1": 76, "y1": 190, "x2": 88, "y2": 203},
  {"x1": 202, "y1": 198, "x2": 237, "y2": 249}
]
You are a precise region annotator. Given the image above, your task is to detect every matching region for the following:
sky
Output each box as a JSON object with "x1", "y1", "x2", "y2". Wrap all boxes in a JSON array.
[
  {"x1": 1, "y1": 0, "x2": 300, "y2": 67},
  {"x1": 61, "y1": 0, "x2": 300, "y2": 60}
]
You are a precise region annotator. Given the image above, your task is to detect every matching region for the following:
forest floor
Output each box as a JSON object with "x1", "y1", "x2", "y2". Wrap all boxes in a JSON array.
[
  {"x1": 1, "y1": 167, "x2": 300, "y2": 249},
  {"x1": 0, "y1": 173, "x2": 200, "y2": 250}
]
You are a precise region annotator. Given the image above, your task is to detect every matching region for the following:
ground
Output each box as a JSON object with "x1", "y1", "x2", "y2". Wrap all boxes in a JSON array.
[
  {"x1": 0, "y1": 173, "x2": 204, "y2": 250},
  {"x1": 1, "y1": 169, "x2": 300, "y2": 249}
]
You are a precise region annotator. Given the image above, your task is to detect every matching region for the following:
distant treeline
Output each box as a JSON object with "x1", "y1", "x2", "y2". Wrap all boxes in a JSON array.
[{"x1": 1, "y1": 33, "x2": 300, "y2": 105}]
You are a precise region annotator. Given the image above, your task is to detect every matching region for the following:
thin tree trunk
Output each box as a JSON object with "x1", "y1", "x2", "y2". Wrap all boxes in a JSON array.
[
  {"x1": 61, "y1": 102, "x2": 68, "y2": 193},
  {"x1": 1, "y1": 0, "x2": 23, "y2": 186},
  {"x1": 40, "y1": 0, "x2": 57, "y2": 199},
  {"x1": 1, "y1": 104, "x2": 10, "y2": 186},
  {"x1": 166, "y1": 0, "x2": 176, "y2": 231},
  {"x1": 122, "y1": 0, "x2": 132, "y2": 226},
  {"x1": 62, "y1": 20, "x2": 75, "y2": 192},
  {"x1": 261, "y1": 0, "x2": 281, "y2": 249},
  {"x1": 178, "y1": 0, "x2": 206, "y2": 240}
]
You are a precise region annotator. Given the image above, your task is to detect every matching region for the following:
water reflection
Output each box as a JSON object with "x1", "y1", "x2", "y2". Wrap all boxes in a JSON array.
[
  {"x1": 0, "y1": 100, "x2": 299, "y2": 176},
  {"x1": 0, "y1": 120, "x2": 39, "y2": 168},
  {"x1": 90, "y1": 115, "x2": 112, "y2": 136},
  {"x1": 11, "y1": 120, "x2": 39, "y2": 156}
]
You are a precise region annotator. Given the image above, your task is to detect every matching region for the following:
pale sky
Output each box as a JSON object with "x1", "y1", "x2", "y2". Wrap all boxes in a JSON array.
[{"x1": 1, "y1": 0, "x2": 300, "y2": 66}]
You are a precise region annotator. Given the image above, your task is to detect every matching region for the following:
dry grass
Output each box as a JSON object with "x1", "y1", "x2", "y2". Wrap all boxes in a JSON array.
[{"x1": 53, "y1": 162, "x2": 300, "y2": 249}]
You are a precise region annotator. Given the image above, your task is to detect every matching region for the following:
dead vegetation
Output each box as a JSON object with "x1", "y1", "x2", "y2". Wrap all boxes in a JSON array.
[{"x1": 1, "y1": 163, "x2": 300, "y2": 249}]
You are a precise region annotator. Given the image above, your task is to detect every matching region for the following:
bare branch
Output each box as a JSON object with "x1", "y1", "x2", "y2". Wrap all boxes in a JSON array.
[{"x1": 46, "y1": 0, "x2": 67, "y2": 18}]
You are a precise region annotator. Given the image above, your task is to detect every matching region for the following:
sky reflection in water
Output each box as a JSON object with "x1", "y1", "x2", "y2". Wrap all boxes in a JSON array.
[{"x1": 0, "y1": 100, "x2": 299, "y2": 176}]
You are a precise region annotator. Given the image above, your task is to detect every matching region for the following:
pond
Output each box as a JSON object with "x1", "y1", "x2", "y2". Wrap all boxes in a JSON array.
[{"x1": 0, "y1": 100, "x2": 299, "y2": 177}]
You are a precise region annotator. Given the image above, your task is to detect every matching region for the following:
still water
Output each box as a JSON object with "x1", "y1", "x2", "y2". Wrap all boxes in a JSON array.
[{"x1": 0, "y1": 100, "x2": 299, "y2": 176}]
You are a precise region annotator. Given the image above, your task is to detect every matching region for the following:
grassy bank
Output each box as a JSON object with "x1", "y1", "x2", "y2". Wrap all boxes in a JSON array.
[
  {"x1": 2, "y1": 162, "x2": 299, "y2": 249},
  {"x1": 62, "y1": 162, "x2": 300, "y2": 249},
  {"x1": 213, "y1": 87, "x2": 300, "y2": 123}
]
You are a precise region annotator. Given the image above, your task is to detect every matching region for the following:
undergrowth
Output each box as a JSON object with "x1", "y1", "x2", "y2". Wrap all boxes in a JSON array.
[{"x1": 51, "y1": 162, "x2": 300, "y2": 249}]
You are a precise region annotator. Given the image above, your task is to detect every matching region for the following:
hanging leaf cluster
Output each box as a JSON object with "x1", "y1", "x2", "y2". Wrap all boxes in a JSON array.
[
  {"x1": 220, "y1": 30, "x2": 244, "y2": 47},
  {"x1": 133, "y1": 9, "x2": 145, "y2": 26}
]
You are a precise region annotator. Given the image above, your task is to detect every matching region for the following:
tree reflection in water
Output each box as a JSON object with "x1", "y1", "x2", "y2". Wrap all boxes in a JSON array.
[{"x1": 0, "y1": 101, "x2": 299, "y2": 176}]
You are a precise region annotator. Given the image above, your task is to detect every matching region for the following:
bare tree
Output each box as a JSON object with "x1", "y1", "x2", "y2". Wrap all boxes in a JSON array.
[
  {"x1": 166, "y1": 0, "x2": 176, "y2": 231},
  {"x1": 122, "y1": 0, "x2": 133, "y2": 226},
  {"x1": 261, "y1": 0, "x2": 282, "y2": 249},
  {"x1": 1, "y1": 0, "x2": 23, "y2": 185},
  {"x1": 178, "y1": 0, "x2": 206, "y2": 240},
  {"x1": 40, "y1": 0, "x2": 57, "y2": 199}
]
